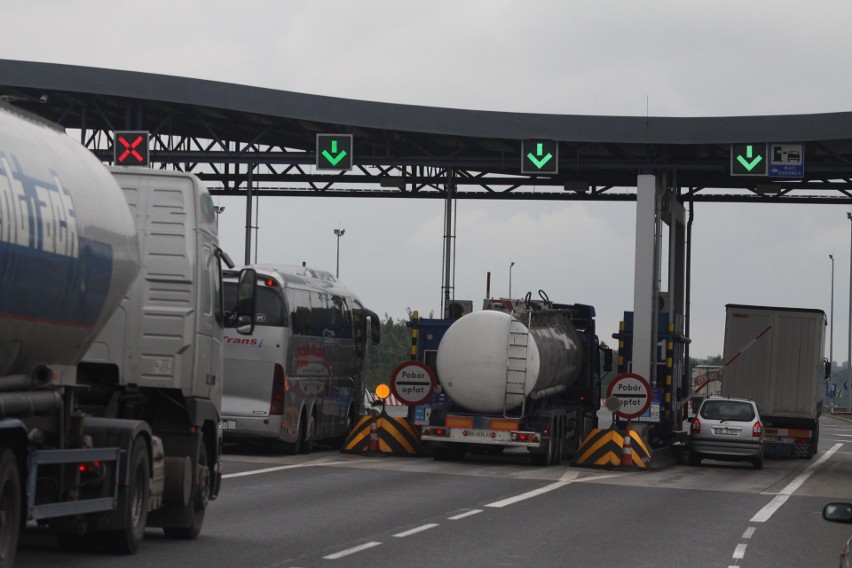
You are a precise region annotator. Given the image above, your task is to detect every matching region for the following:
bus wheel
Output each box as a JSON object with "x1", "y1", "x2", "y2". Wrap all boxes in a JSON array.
[
  {"x1": 299, "y1": 412, "x2": 316, "y2": 454},
  {"x1": 163, "y1": 442, "x2": 209, "y2": 540},
  {"x1": 0, "y1": 448, "x2": 21, "y2": 568},
  {"x1": 103, "y1": 440, "x2": 149, "y2": 554},
  {"x1": 283, "y1": 413, "x2": 306, "y2": 455}
]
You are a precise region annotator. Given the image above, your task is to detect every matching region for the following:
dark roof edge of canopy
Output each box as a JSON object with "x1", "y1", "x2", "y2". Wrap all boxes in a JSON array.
[{"x1": 3, "y1": 59, "x2": 851, "y2": 145}]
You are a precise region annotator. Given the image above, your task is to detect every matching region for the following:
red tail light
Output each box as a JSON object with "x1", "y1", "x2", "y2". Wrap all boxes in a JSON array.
[
  {"x1": 270, "y1": 364, "x2": 286, "y2": 415},
  {"x1": 753, "y1": 422, "x2": 763, "y2": 437},
  {"x1": 691, "y1": 419, "x2": 701, "y2": 434}
]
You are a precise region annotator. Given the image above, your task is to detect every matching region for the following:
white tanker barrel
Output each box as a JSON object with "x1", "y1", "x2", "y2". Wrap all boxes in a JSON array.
[
  {"x1": 0, "y1": 105, "x2": 139, "y2": 382},
  {"x1": 436, "y1": 309, "x2": 584, "y2": 414}
]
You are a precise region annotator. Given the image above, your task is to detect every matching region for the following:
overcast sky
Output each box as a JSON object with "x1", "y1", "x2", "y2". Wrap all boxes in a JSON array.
[{"x1": 2, "y1": 1, "x2": 851, "y2": 361}]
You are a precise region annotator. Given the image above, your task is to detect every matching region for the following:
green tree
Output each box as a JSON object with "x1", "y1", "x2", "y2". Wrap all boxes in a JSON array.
[{"x1": 364, "y1": 314, "x2": 412, "y2": 391}]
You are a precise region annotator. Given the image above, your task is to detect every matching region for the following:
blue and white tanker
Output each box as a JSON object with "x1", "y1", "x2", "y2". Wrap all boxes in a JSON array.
[{"x1": 0, "y1": 103, "x2": 249, "y2": 563}]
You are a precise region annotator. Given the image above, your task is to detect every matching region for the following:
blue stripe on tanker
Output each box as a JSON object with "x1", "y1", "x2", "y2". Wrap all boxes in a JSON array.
[
  {"x1": 0, "y1": 239, "x2": 113, "y2": 328},
  {"x1": 0, "y1": 149, "x2": 113, "y2": 328}
]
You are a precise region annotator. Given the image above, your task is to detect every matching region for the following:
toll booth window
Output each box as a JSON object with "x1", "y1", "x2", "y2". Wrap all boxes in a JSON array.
[{"x1": 224, "y1": 282, "x2": 287, "y2": 327}]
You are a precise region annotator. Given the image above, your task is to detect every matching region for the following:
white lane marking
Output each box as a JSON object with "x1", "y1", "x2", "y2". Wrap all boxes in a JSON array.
[
  {"x1": 751, "y1": 443, "x2": 842, "y2": 523},
  {"x1": 733, "y1": 543, "x2": 747, "y2": 559},
  {"x1": 486, "y1": 472, "x2": 626, "y2": 508},
  {"x1": 448, "y1": 509, "x2": 483, "y2": 520},
  {"x1": 223, "y1": 463, "x2": 311, "y2": 478},
  {"x1": 223, "y1": 457, "x2": 349, "y2": 479},
  {"x1": 322, "y1": 542, "x2": 382, "y2": 560},
  {"x1": 393, "y1": 523, "x2": 439, "y2": 538},
  {"x1": 486, "y1": 480, "x2": 571, "y2": 508},
  {"x1": 742, "y1": 526, "x2": 756, "y2": 539}
]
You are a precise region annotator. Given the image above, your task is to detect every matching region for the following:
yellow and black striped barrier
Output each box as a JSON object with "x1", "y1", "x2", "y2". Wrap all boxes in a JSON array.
[
  {"x1": 571, "y1": 426, "x2": 651, "y2": 470},
  {"x1": 341, "y1": 410, "x2": 425, "y2": 456}
]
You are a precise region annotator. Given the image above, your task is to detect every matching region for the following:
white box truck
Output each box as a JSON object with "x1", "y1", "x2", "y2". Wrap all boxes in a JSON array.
[{"x1": 722, "y1": 304, "x2": 829, "y2": 458}]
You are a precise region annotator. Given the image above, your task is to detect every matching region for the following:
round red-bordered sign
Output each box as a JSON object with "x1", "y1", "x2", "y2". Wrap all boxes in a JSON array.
[
  {"x1": 606, "y1": 373, "x2": 651, "y2": 419},
  {"x1": 390, "y1": 361, "x2": 436, "y2": 406}
]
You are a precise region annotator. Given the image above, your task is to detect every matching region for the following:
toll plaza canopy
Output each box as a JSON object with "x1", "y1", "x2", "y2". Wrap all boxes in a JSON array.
[{"x1": 1, "y1": 59, "x2": 852, "y2": 204}]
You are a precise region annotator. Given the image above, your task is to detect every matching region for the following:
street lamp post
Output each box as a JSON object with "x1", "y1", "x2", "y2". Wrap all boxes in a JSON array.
[
  {"x1": 848, "y1": 213, "x2": 852, "y2": 412},
  {"x1": 509, "y1": 261, "x2": 515, "y2": 298},
  {"x1": 334, "y1": 228, "x2": 345, "y2": 278},
  {"x1": 830, "y1": 254, "x2": 835, "y2": 368}
]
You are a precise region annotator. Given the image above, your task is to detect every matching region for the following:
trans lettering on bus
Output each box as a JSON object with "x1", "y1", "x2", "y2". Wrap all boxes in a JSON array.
[{"x1": 220, "y1": 265, "x2": 379, "y2": 452}]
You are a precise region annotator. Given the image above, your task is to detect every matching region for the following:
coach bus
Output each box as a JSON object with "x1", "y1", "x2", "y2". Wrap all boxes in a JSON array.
[{"x1": 220, "y1": 264, "x2": 380, "y2": 452}]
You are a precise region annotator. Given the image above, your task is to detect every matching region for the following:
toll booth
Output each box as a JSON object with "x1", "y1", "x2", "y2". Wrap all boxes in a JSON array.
[
  {"x1": 613, "y1": 310, "x2": 687, "y2": 447},
  {"x1": 406, "y1": 316, "x2": 452, "y2": 426}
]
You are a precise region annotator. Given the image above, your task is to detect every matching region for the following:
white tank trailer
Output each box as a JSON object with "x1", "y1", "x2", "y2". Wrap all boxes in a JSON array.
[
  {"x1": 437, "y1": 310, "x2": 585, "y2": 414},
  {"x1": 422, "y1": 296, "x2": 611, "y2": 466}
]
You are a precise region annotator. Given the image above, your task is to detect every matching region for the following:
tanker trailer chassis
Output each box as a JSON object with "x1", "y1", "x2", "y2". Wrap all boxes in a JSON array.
[{"x1": 418, "y1": 298, "x2": 611, "y2": 466}]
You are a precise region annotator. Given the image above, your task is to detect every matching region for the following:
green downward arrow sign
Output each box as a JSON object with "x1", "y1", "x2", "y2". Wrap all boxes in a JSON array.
[
  {"x1": 322, "y1": 140, "x2": 347, "y2": 166},
  {"x1": 736, "y1": 145, "x2": 763, "y2": 172},
  {"x1": 526, "y1": 143, "x2": 553, "y2": 170}
]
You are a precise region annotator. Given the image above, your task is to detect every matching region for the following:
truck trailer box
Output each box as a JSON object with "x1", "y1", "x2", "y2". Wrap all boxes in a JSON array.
[{"x1": 722, "y1": 304, "x2": 827, "y2": 457}]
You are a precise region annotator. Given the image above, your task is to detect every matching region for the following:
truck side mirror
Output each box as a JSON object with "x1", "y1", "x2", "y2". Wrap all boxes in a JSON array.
[
  {"x1": 236, "y1": 268, "x2": 256, "y2": 335},
  {"x1": 603, "y1": 347, "x2": 613, "y2": 372},
  {"x1": 824, "y1": 359, "x2": 832, "y2": 379}
]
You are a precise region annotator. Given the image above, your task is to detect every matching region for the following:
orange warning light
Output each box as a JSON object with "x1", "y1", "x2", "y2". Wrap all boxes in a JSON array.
[{"x1": 375, "y1": 384, "x2": 390, "y2": 400}]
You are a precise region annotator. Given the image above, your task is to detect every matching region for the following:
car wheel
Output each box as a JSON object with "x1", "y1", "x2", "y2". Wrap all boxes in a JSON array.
[
  {"x1": 752, "y1": 454, "x2": 764, "y2": 470},
  {"x1": 688, "y1": 451, "x2": 701, "y2": 467}
]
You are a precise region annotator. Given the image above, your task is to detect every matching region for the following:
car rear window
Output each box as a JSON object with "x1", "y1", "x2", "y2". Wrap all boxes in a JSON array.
[{"x1": 700, "y1": 401, "x2": 755, "y2": 421}]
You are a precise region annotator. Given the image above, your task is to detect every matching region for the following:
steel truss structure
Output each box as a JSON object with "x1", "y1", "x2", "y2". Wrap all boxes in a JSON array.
[{"x1": 2, "y1": 60, "x2": 852, "y2": 204}]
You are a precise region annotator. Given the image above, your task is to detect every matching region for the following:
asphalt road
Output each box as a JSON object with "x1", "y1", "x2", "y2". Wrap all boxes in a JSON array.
[{"x1": 14, "y1": 415, "x2": 852, "y2": 568}]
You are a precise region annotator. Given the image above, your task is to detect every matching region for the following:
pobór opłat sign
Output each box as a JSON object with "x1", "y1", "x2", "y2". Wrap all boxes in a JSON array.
[
  {"x1": 606, "y1": 373, "x2": 651, "y2": 419},
  {"x1": 390, "y1": 361, "x2": 436, "y2": 406}
]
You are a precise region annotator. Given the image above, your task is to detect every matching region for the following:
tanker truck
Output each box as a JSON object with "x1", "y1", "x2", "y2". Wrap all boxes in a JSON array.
[
  {"x1": 420, "y1": 293, "x2": 612, "y2": 466},
  {"x1": 0, "y1": 103, "x2": 252, "y2": 563}
]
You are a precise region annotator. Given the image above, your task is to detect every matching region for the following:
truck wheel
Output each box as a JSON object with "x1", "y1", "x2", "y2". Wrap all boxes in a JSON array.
[
  {"x1": 163, "y1": 442, "x2": 209, "y2": 540},
  {"x1": 531, "y1": 437, "x2": 554, "y2": 467},
  {"x1": 0, "y1": 448, "x2": 21, "y2": 568},
  {"x1": 104, "y1": 440, "x2": 150, "y2": 554}
]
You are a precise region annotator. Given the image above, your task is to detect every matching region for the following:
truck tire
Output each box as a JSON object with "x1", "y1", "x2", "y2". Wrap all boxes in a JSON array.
[
  {"x1": 104, "y1": 440, "x2": 149, "y2": 554},
  {"x1": 0, "y1": 448, "x2": 21, "y2": 568},
  {"x1": 163, "y1": 442, "x2": 209, "y2": 540},
  {"x1": 531, "y1": 437, "x2": 554, "y2": 467},
  {"x1": 805, "y1": 422, "x2": 819, "y2": 459}
]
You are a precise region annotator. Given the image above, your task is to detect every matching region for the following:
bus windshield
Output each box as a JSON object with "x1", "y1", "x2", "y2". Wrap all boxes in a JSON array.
[{"x1": 223, "y1": 281, "x2": 287, "y2": 327}]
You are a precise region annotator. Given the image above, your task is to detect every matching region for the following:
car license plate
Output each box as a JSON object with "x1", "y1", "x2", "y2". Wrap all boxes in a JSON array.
[
  {"x1": 714, "y1": 427, "x2": 740, "y2": 436},
  {"x1": 219, "y1": 420, "x2": 236, "y2": 430},
  {"x1": 765, "y1": 435, "x2": 779, "y2": 442}
]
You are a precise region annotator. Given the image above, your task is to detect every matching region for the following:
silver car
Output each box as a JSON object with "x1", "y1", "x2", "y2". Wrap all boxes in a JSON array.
[{"x1": 688, "y1": 397, "x2": 765, "y2": 469}]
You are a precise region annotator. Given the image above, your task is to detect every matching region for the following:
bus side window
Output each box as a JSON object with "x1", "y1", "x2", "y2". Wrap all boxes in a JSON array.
[{"x1": 289, "y1": 288, "x2": 312, "y2": 335}]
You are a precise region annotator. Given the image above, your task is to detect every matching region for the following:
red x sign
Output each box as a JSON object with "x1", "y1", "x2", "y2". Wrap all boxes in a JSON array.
[{"x1": 113, "y1": 131, "x2": 150, "y2": 166}]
